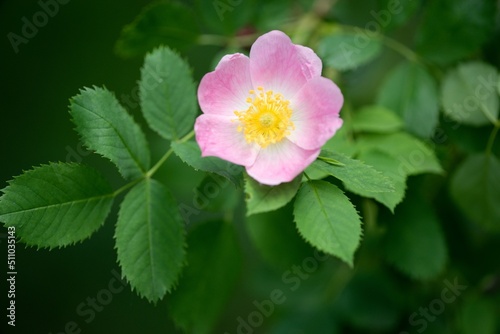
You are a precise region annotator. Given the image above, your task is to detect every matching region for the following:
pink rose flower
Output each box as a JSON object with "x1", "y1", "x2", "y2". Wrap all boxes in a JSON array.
[{"x1": 195, "y1": 30, "x2": 344, "y2": 185}]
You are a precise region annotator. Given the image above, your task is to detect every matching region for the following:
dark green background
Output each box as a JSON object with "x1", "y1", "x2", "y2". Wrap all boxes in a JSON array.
[{"x1": 0, "y1": 1, "x2": 183, "y2": 333}]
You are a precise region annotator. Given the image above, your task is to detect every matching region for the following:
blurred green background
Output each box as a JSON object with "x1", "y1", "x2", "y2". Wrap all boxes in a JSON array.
[{"x1": 1, "y1": 0, "x2": 500, "y2": 333}]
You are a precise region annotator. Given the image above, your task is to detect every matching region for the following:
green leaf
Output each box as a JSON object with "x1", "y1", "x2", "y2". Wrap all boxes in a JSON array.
[
  {"x1": 377, "y1": 62, "x2": 439, "y2": 138},
  {"x1": 351, "y1": 105, "x2": 403, "y2": 133},
  {"x1": 294, "y1": 181, "x2": 362, "y2": 266},
  {"x1": 246, "y1": 205, "x2": 314, "y2": 270},
  {"x1": 441, "y1": 61, "x2": 499, "y2": 126},
  {"x1": 318, "y1": 30, "x2": 382, "y2": 71},
  {"x1": 450, "y1": 153, "x2": 500, "y2": 230},
  {"x1": 357, "y1": 150, "x2": 407, "y2": 212},
  {"x1": 140, "y1": 46, "x2": 197, "y2": 140},
  {"x1": 245, "y1": 173, "x2": 302, "y2": 216},
  {"x1": 356, "y1": 132, "x2": 443, "y2": 176},
  {"x1": 115, "y1": 178, "x2": 185, "y2": 302},
  {"x1": 0, "y1": 163, "x2": 113, "y2": 248},
  {"x1": 69, "y1": 86, "x2": 150, "y2": 180},
  {"x1": 383, "y1": 196, "x2": 447, "y2": 280},
  {"x1": 313, "y1": 151, "x2": 394, "y2": 194},
  {"x1": 459, "y1": 296, "x2": 496, "y2": 334},
  {"x1": 171, "y1": 140, "x2": 243, "y2": 186},
  {"x1": 115, "y1": 1, "x2": 199, "y2": 58},
  {"x1": 416, "y1": 0, "x2": 496, "y2": 64},
  {"x1": 169, "y1": 221, "x2": 241, "y2": 334},
  {"x1": 303, "y1": 162, "x2": 330, "y2": 181}
]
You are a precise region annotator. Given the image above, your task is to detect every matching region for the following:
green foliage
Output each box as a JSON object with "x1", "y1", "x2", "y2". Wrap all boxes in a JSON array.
[
  {"x1": 244, "y1": 173, "x2": 302, "y2": 216},
  {"x1": 377, "y1": 0, "x2": 419, "y2": 31},
  {"x1": 335, "y1": 271, "x2": 403, "y2": 332},
  {"x1": 115, "y1": 1, "x2": 199, "y2": 58},
  {"x1": 356, "y1": 150, "x2": 407, "y2": 212},
  {"x1": 294, "y1": 181, "x2": 362, "y2": 266},
  {"x1": 140, "y1": 47, "x2": 197, "y2": 140},
  {"x1": 498, "y1": 74, "x2": 500, "y2": 95},
  {"x1": 253, "y1": 0, "x2": 296, "y2": 31},
  {"x1": 356, "y1": 132, "x2": 443, "y2": 175},
  {"x1": 459, "y1": 296, "x2": 497, "y2": 334},
  {"x1": 313, "y1": 150, "x2": 394, "y2": 194},
  {"x1": 441, "y1": 61, "x2": 499, "y2": 126},
  {"x1": 322, "y1": 121, "x2": 358, "y2": 157},
  {"x1": 0, "y1": 163, "x2": 113, "y2": 248},
  {"x1": 377, "y1": 62, "x2": 439, "y2": 138},
  {"x1": 246, "y1": 206, "x2": 314, "y2": 270},
  {"x1": 383, "y1": 196, "x2": 447, "y2": 280},
  {"x1": 195, "y1": 174, "x2": 240, "y2": 212},
  {"x1": 416, "y1": 0, "x2": 496, "y2": 64},
  {"x1": 318, "y1": 30, "x2": 382, "y2": 71},
  {"x1": 70, "y1": 86, "x2": 150, "y2": 180},
  {"x1": 450, "y1": 153, "x2": 500, "y2": 230},
  {"x1": 195, "y1": 0, "x2": 255, "y2": 35},
  {"x1": 115, "y1": 178, "x2": 186, "y2": 302},
  {"x1": 169, "y1": 221, "x2": 241, "y2": 334},
  {"x1": 351, "y1": 105, "x2": 403, "y2": 133},
  {"x1": 171, "y1": 140, "x2": 243, "y2": 185}
]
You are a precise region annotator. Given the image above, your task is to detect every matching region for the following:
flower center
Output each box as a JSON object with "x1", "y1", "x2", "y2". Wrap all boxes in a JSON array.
[{"x1": 234, "y1": 87, "x2": 294, "y2": 148}]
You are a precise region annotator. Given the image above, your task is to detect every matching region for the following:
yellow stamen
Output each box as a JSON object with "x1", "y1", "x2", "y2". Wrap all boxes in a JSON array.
[{"x1": 234, "y1": 87, "x2": 294, "y2": 148}]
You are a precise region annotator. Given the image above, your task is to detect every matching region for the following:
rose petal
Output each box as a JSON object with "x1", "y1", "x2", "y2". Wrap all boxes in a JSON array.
[
  {"x1": 195, "y1": 114, "x2": 260, "y2": 166},
  {"x1": 295, "y1": 44, "x2": 323, "y2": 79},
  {"x1": 246, "y1": 139, "x2": 320, "y2": 185},
  {"x1": 249, "y1": 30, "x2": 322, "y2": 98},
  {"x1": 287, "y1": 77, "x2": 344, "y2": 150},
  {"x1": 198, "y1": 53, "x2": 253, "y2": 117}
]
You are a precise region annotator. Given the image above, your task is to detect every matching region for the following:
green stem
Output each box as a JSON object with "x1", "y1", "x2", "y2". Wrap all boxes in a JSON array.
[
  {"x1": 379, "y1": 35, "x2": 422, "y2": 65},
  {"x1": 336, "y1": 24, "x2": 424, "y2": 66},
  {"x1": 146, "y1": 147, "x2": 174, "y2": 178},
  {"x1": 113, "y1": 178, "x2": 142, "y2": 197},
  {"x1": 486, "y1": 124, "x2": 500, "y2": 156},
  {"x1": 146, "y1": 130, "x2": 195, "y2": 178},
  {"x1": 111, "y1": 131, "x2": 196, "y2": 197}
]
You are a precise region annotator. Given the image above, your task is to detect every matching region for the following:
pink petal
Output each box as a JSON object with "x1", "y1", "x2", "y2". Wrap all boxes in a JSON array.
[
  {"x1": 295, "y1": 45, "x2": 323, "y2": 79},
  {"x1": 246, "y1": 139, "x2": 320, "y2": 186},
  {"x1": 287, "y1": 77, "x2": 344, "y2": 150},
  {"x1": 249, "y1": 30, "x2": 322, "y2": 98},
  {"x1": 198, "y1": 53, "x2": 253, "y2": 117},
  {"x1": 194, "y1": 114, "x2": 260, "y2": 166}
]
